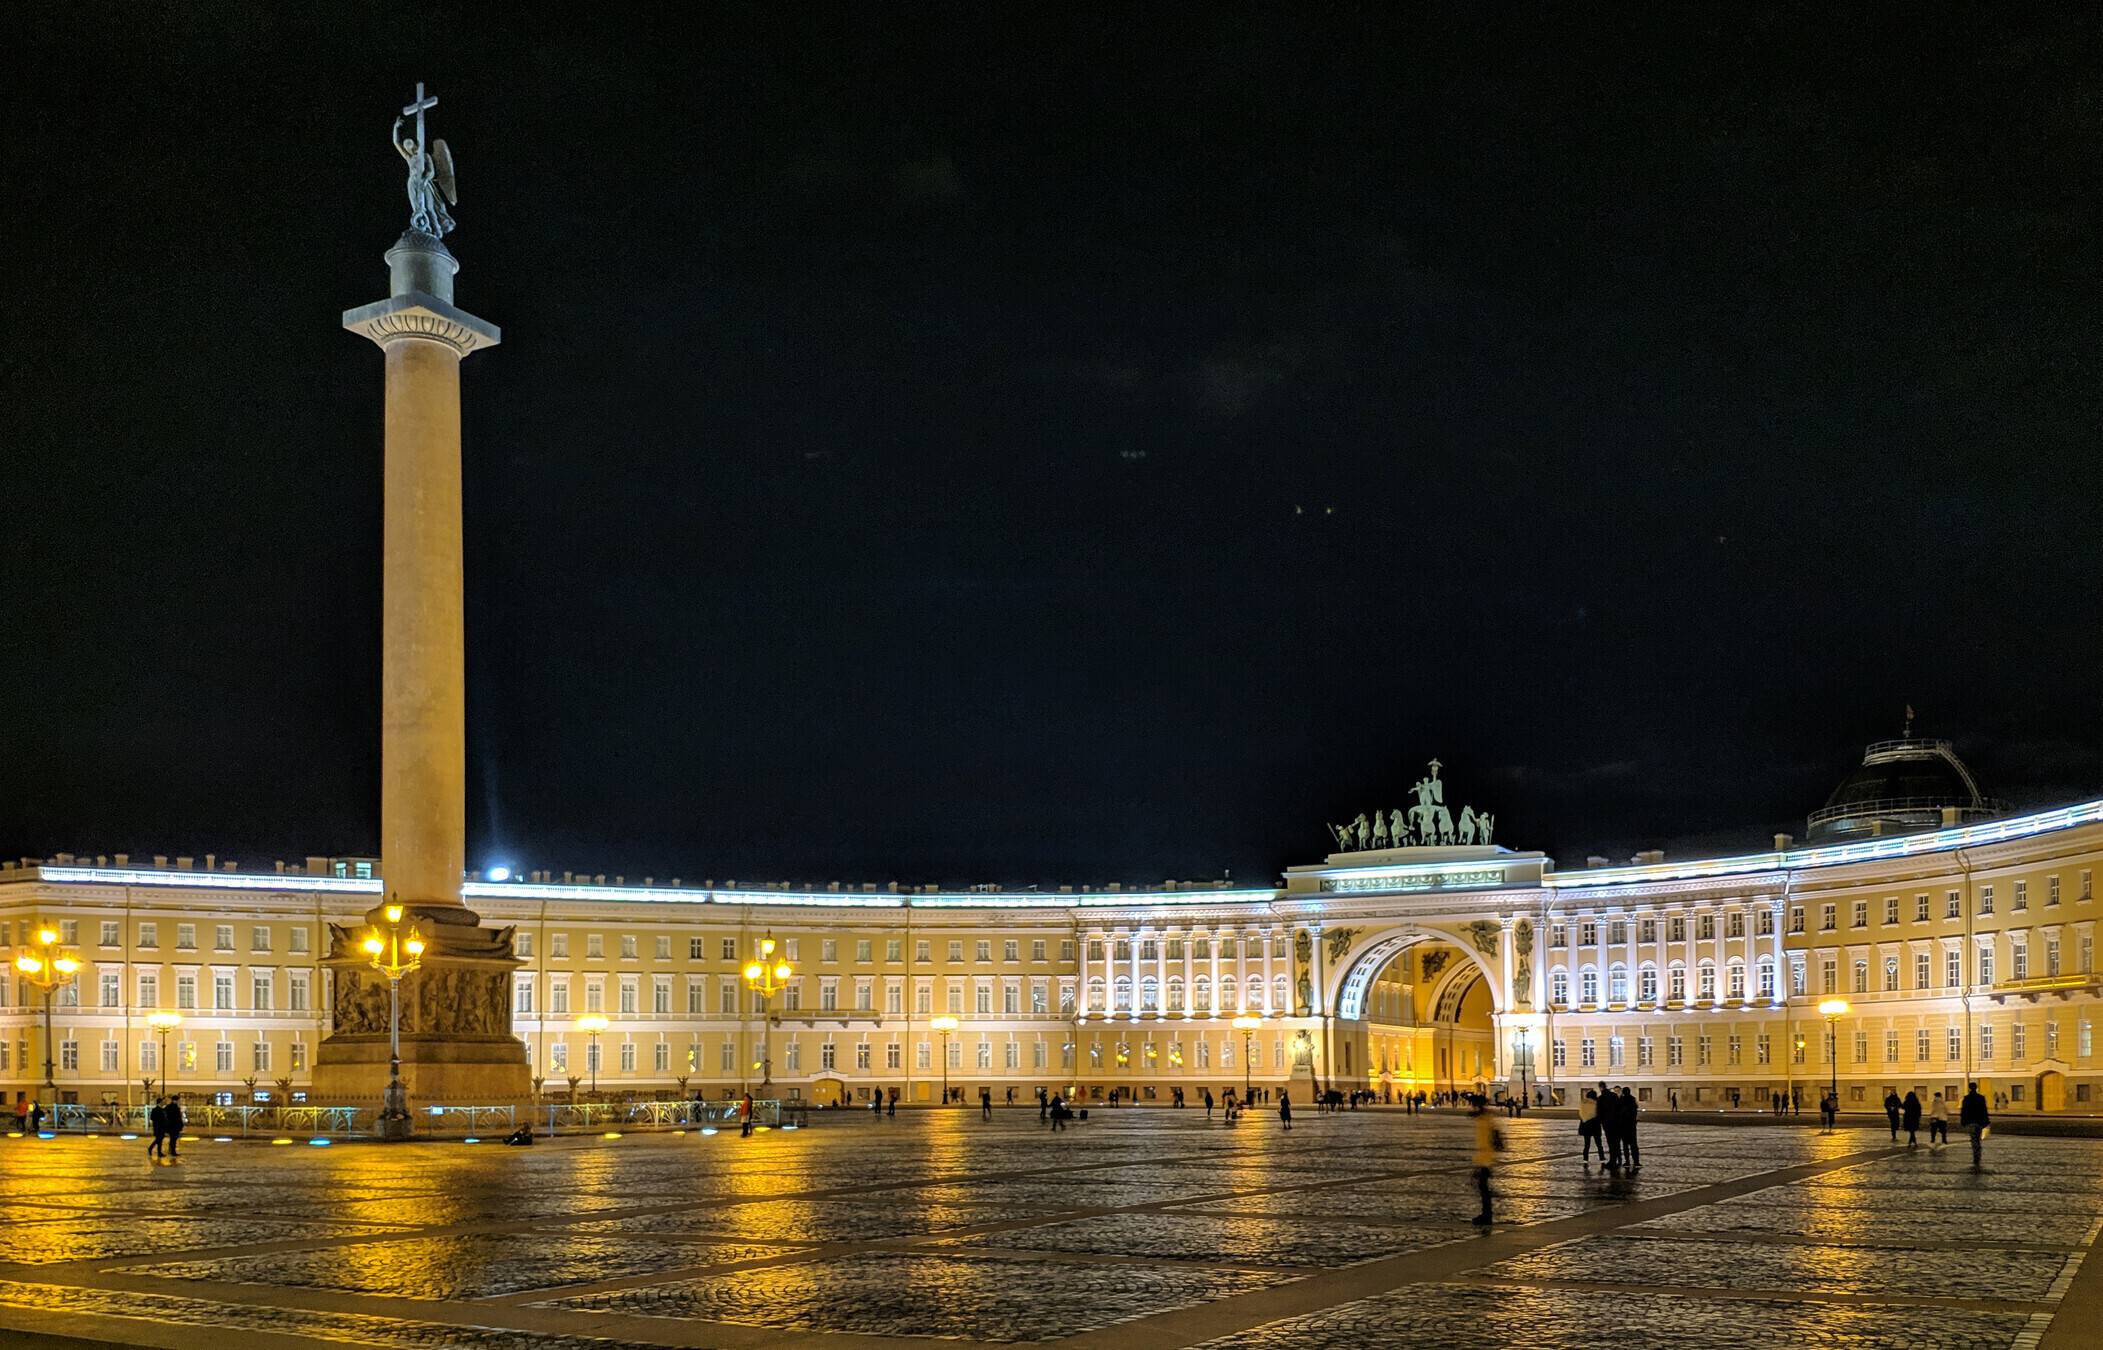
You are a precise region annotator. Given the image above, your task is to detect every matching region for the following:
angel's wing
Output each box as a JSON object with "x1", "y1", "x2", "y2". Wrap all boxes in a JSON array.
[{"x1": 433, "y1": 139, "x2": 458, "y2": 206}]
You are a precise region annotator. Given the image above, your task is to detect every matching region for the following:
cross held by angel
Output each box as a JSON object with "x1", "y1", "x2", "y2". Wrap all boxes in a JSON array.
[{"x1": 394, "y1": 82, "x2": 458, "y2": 237}]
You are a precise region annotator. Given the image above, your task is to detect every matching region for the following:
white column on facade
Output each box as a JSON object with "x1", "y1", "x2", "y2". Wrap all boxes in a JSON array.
[
  {"x1": 1262, "y1": 927, "x2": 1276, "y2": 1016},
  {"x1": 1129, "y1": 926, "x2": 1142, "y2": 1020},
  {"x1": 1208, "y1": 928, "x2": 1221, "y2": 1015},
  {"x1": 1181, "y1": 927, "x2": 1194, "y2": 1018},
  {"x1": 1157, "y1": 924, "x2": 1170, "y2": 1021}
]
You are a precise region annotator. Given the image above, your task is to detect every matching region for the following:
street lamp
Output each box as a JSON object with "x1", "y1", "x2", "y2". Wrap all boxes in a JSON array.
[
  {"x1": 360, "y1": 903, "x2": 426, "y2": 1141},
  {"x1": 741, "y1": 934, "x2": 793, "y2": 1090},
  {"x1": 930, "y1": 1015, "x2": 959, "y2": 1104},
  {"x1": 15, "y1": 926, "x2": 81, "y2": 1107},
  {"x1": 1513, "y1": 1027, "x2": 1532, "y2": 1106},
  {"x1": 1818, "y1": 997, "x2": 1849, "y2": 1119},
  {"x1": 1232, "y1": 1015, "x2": 1261, "y2": 1101},
  {"x1": 575, "y1": 1014, "x2": 608, "y2": 1098},
  {"x1": 146, "y1": 1011, "x2": 183, "y2": 1098}
]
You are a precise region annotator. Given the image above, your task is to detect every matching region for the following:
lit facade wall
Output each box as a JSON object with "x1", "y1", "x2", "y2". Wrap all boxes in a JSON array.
[{"x1": 3, "y1": 796, "x2": 2101, "y2": 1111}]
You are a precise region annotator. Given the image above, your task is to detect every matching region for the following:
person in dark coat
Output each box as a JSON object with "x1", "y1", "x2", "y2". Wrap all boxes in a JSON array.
[
  {"x1": 147, "y1": 1096, "x2": 167, "y2": 1158},
  {"x1": 1900, "y1": 1090, "x2": 1923, "y2": 1147},
  {"x1": 1616, "y1": 1086, "x2": 1641, "y2": 1171},
  {"x1": 1959, "y1": 1081, "x2": 1991, "y2": 1168},
  {"x1": 1278, "y1": 1090, "x2": 1293, "y2": 1130},
  {"x1": 1883, "y1": 1090, "x2": 1902, "y2": 1141},
  {"x1": 163, "y1": 1095, "x2": 184, "y2": 1158}
]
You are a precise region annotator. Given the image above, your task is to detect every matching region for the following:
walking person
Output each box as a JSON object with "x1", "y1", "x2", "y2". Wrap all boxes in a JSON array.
[
  {"x1": 887, "y1": 1087, "x2": 898, "y2": 1118},
  {"x1": 146, "y1": 1096, "x2": 166, "y2": 1159},
  {"x1": 1960, "y1": 1080, "x2": 1991, "y2": 1169},
  {"x1": 163, "y1": 1095, "x2": 183, "y2": 1158},
  {"x1": 871, "y1": 1090, "x2": 884, "y2": 1120},
  {"x1": 1883, "y1": 1089, "x2": 1902, "y2": 1141},
  {"x1": 739, "y1": 1091, "x2": 754, "y2": 1138},
  {"x1": 1470, "y1": 1096, "x2": 1502, "y2": 1226},
  {"x1": 1279, "y1": 1090, "x2": 1293, "y2": 1131},
  {"x1": 1928, "y1": 1090, "x2": 1949, "y2": 1147},
  {"x1": 1900, "y1": 1089, "x2": 1923, "y2": 1147},
  {"x1": 1203, "y1": 1088, "x2": 1214, "y2": 1119},
  {"x1": 980, "y1": 1087, "x2": 993, "y2": 1121},
  {"x1": 1577, "y1": 1089, "x2": 1602, "y2": 1160},
  {"x1": 1820, "y1": 1090, "x2": 1837, "y2": 1132},
  {"x1": 1616, "y1": 1086, "x2": 1641, "y2": 1171}
]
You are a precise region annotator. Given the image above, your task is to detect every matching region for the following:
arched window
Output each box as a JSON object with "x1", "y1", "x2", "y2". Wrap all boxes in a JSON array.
[
  {"x1": 1140, "y1": 976, "x2": 1159, "y2": 1011},
  {"x1": 1273, "y1": 974, "x2": 1290, "y2": 1012},
  {"x1": 1608, "y1": 964, "x2": 1629, "y2": 1003},
  {"x1": 1727, "y1": 960, "x2": 1745, "y2": 1001},
  {"x1": 1639, "y1": 966, "x2": 1658, "y2": 1003},
  {"x1": 1113, "y1": 976, "x2": 1132, "y2": 1012},
  {"x1": 1697, "y1": 961, "x2": 1716, "y2": 1002},
  {"x1": 1579, "y1": 968, "x2": 1599, "y2": 1005},
  {"x1": 1086, "y1": 978, "x2": 1106, "y2": 1013},
  {"x1": 1193, "y1": 976, "x2": 1211, "y2": 1012},
  {"x1": 1219, "y1": 975, "x2": 1237, "y2": 1011},
  {"x1": 1756, "y1": 958, "x2": 1776, "y2": 1000},
  {"x1": 1166, "y1": 977, "x2": 1185, "y2": 1012},
  {"x1": 1550, "y1": 969, "x2": 1569, "y2": 1005}
]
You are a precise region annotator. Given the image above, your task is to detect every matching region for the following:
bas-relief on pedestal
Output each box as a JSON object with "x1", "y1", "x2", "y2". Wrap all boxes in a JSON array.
[{"x1": 315, "y1": 905, "x2": 528, "y2": 1105}]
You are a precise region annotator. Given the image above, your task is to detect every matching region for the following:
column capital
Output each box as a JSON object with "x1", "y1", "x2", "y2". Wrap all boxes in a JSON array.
[{"x1": 343, "y1": 293, "x2": 501, "y2": 356}]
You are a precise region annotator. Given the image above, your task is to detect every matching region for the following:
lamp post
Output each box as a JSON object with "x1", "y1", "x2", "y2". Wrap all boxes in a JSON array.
[
  {"x1": 15, "y1": 927, "x2": 81, "y2": 1107},
  {"x1": 1513, "y1": 1027, "x2": 1532, "y2": 1106},
  {"x1": 146, "y1": 1011, "x2": 183, "y2": 1098},
  {"x1": 1818, "y1": 997, "x2": 1849, "y2": 1120},
  {"x1": 360, "y1": 903, "x2": 426, "y2": 1141},
  {"x1": 930, "y1": 1015, "x2": 958, "y2": 1104},
  {"x1": 575, "y1": 1014, "x2": 608, "y2": 1098},
  {"x1": 742, "y1": 934, "x2": 793, "y2": 1090},
  {"x1": 1232, "y1": 1015, "x2": 1260, "y2": 1101}
]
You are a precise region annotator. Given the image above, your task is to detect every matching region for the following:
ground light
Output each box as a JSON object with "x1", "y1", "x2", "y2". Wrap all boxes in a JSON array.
[
  {"x1": 602, "y1": 1131, "x2": 622, "y2": 1139},
  {"x1": 271, "y1": 1137, "x2": 294, "y2": 1145},
  {"x1": 308, "y1": 1138, "x2": 332, "y2": 1146},
  {"x1": 700, "y1": 1127, "x2": 718, "y2": 1136},
  {"x1": 462, "y1": 1136, "x2": 481, "y2": 1144},
  {"x1": 214, "y1": 1136, "x2": 232, "y2": 1143},
  {"x1": 119, "y1": 1133, "x2": 137, "y2": 1140}
]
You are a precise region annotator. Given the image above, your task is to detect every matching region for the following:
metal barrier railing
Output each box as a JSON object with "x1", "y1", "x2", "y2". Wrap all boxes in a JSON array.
[{"x1": 20, "y1": 1098, "x2": 802, "y2": 1138}]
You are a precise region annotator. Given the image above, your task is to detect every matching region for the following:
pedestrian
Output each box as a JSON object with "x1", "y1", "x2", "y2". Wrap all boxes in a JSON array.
[
  {"x1": 871, "y1": 1090, "x2": 883, "y2": 1119},
  {"x1": 1279, "y1": 1090, "x2": 1293, "y2": 1131},
  {"x1": 1901, "y1": 1090, "x2": 1922, "y2": 1148},
  {"x1": 146, "y1": 1096, "x2": 166, "y2": 1158},
  {"x1": 1470, "y1": 1096, "x2": 1502, "y2": 1226},
  {"x1": 1049, "y1": 1092, "x2": 1067, "y2": 1132},
  {"x1": 1820, "y1": 1091, "x2": 1837, "y2": 1132},
  {"x1": 163, "y1": 1095, "x2": 183, "y2": 1158},
  {"x1": 1577, "y1": 1089, "x2": 1601, "y2": 1160},
  {"x1": 1203, "y1": 1088, "x2": 1214, "y2": 1119},
  {"x1": 887, "y1": 1087, "x2": 897, "y2": 1118},
  {"x1": 739, "y1": 1091, "x2": 754, "y2": 1137},
  {"x1": 1883, "y1": 1089, "x2": 1902, "y2": 1141},
  {"x1": 1928, "y1": 1091, "x2": 1949, "y2": 1146},
  {"x1": 980, "y1": 1087, "x2": 993, "y2": 1121},
  {"x1": 1616, "y1": 1086, "x2": 1641, "y2": 1171},
  {"x1": 1960, "y1": 1080, "x2": 1991, "y2": 1168}
]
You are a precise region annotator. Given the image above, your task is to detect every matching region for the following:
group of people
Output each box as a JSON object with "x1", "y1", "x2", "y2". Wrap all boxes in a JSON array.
[
  {"x1": 145, "y1": 1095, "x2": 185, "y2": 1158},
  {"x1": 1575, "y1": 1083, "x2": 1642, "y2": 1170},
  {"x1": 1879, "y1": 1083, "x2": 1993, "y2": 1163}
]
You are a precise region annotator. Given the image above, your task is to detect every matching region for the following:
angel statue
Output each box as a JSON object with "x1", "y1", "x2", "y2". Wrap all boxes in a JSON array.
[{"x1": 393, "y1": 83, "x2": 457, "y2": 237}]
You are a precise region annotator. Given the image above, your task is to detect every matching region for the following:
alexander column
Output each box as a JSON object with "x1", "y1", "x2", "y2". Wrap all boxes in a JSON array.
[{"x1": 314, "y1": 84, "x2": 530, "y2": 1126}]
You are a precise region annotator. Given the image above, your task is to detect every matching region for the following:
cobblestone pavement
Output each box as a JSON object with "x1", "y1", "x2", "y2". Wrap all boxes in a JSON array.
[{"x1": 0, "y1": 1112, "x2": 2094, "y2": 1347}]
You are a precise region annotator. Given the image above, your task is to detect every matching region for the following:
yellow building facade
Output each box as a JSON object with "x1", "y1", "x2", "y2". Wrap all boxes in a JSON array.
[{"x1": 5, "y1": 778, "x2": 2100, "y2": 1114}]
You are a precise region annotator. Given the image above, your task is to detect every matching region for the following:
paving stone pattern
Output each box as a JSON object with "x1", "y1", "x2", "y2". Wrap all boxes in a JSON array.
[{"x1": 0, "y1": 1112, "x2": 2094, "y2": 1347}]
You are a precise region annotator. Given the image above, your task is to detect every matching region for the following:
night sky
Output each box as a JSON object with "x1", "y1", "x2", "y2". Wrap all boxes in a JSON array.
[{"x1": 7, "y1": 7, "x2": 2102, "y2": 885}]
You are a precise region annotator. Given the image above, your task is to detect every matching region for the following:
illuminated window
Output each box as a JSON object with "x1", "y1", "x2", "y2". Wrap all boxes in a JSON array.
[
  {"x1": 655, "y1": 936, "x2": 671, "y2": 959},
  {"x1": 2014, "y1": 881, "x2": 2028, "y2": 911},
  {"x1": 1004, "y1": 940, "x2": 1020, "y2": 962},
  {"x1": 549, "y1": 932, "x2": 568, "y2": 958}
]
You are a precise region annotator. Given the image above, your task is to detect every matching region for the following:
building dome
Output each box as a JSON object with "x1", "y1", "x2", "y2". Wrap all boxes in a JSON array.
[{"x1": 1807, "y1": 736, "x2": 2005, "y2": 842}]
